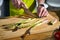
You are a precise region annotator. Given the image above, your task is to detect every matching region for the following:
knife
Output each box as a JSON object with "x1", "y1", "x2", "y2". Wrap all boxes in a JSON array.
[{"x1": 22, "y1": 3, "x2": 37, "y2": 18}]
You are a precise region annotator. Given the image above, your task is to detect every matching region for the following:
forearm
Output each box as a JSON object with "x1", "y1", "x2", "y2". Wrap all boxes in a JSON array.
[{"x1": 37, "y1": 0, "x2": 45, "y2": 4}]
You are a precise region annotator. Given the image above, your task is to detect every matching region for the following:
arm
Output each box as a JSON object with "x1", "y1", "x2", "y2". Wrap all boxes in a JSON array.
[
  {"x1": 12, "y1": 0, "x2": 24, "y2": 9},
  {"x1": 38, "y1": 0, "x2": 45, "y2": 4},
  {"x1": 37, "y1": 0, "x2": 48, "y2": 18},
  {"x1": 12, "y1": 0, "x2": 37, "y2": 17}
]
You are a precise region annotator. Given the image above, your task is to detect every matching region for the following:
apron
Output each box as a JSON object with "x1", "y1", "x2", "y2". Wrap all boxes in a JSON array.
[{"x1": 10, "y1": 0, "x2": 36, "y2": 16}]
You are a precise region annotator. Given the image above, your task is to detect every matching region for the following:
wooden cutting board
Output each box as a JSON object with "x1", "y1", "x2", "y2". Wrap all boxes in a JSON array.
[{"x1": 0, "y1": 14, "x2": 60, "y2": 40}]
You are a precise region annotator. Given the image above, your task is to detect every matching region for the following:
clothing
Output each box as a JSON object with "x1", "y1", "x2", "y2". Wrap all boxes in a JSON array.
[
  {"x1": 0, "y1": 0, "x2": 3, "y2": 6},
  {"x1": 10, "y1": 0, "x2": 36, "y2": 16},
  {"x1": 0, "y1": 0, "x2": 9, "y2": 18}
]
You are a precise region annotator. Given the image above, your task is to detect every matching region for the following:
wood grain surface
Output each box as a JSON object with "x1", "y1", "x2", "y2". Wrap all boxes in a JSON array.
[{"x1": 0, "y1": 14, "x2": 60, "y2": 40}]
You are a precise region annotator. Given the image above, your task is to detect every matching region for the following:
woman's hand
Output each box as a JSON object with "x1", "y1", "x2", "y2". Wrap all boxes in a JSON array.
[
  {"x1": 12, "y1": 0, "x2": 25, "y2": 9},
  {"x1": 37, "y1": 6, "x2": 48, "y2": 18}
]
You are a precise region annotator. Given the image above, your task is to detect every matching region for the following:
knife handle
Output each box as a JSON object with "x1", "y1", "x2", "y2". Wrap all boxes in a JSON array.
[{"x1": 21, "y1": 3, "x2": 37, "y2": 18}]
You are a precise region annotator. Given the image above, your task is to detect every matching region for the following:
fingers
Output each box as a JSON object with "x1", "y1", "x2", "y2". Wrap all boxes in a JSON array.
[
  {"x1": 12, "y1": 0, "x2": 27, "y2": 9},
  {"x1": 41, "y1": 8, "x2": 45, "y2": 16},
  {"x1": 42, "y1": 9, "x2": 48, "y2": 17},
  {"x1": 44, "y1": 11, "x2": 48, "y2": 17},
  {"x1": 12, "y1": 0, "x2": 16, "y2": 5},
  {"x1": 17, "y1": 0, "x2": 21, "y2": 5},
  {"x1": 12, "y1": 0, "x2": 18, "y2": 8},
  {"x1": 12, "y1": 0, "x2": 22, "y2": 8},
  {"x1": 38, "y1": 7, "x2": 48, "y2": 17},
  {"x1": 16, "y1": 0, "x2": 21, "y2": 8},
  {"x1": 38, "y1": 7, "x2": 44, "y2": 17}
]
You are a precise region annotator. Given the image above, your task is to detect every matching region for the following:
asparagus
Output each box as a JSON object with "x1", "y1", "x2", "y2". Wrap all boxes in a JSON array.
[
  {"x1": 26, "y1": 19, "x2": 46, "y2": 27},
  {"x1": 3, "y1": 18, "x2": 48, "y2": 30},
  {"x1": 18, "y1": 18, "x2": 32, "y2": 24},
  {"x1": 3, "y1": 24, "x2": 16, "y2": 30},
  {"x1": 18, "y1": 18, "x2": 39, "y2": 28},
  {"x1": 18, "y1": 18, "x2": 47, "y2": 28}
]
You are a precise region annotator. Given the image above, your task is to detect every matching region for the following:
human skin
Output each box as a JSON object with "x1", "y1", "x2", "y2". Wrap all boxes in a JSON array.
[
  {"x1": 12, "y1": 0, "x2": 48, "y2": 17},
  {"x1": 37, "y1": 0, "x2": 48, "y2": 17}
]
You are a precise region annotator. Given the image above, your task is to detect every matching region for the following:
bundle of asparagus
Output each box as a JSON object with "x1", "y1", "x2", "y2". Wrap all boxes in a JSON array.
[{"x1": 2, "y1": 18, "x2": 48, "y2": 31}]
